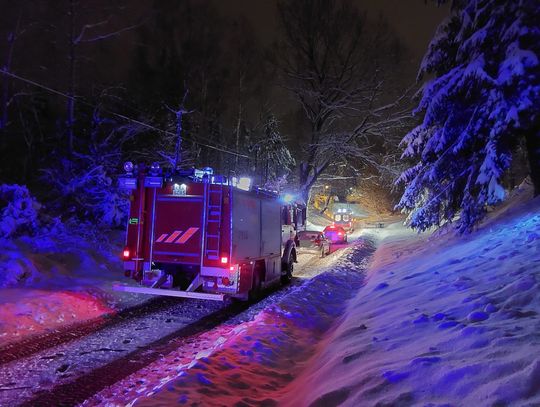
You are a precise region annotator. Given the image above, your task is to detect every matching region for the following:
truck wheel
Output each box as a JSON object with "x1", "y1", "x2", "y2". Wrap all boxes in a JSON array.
[{"x1": 281, "y1": 259, "x2": 293, "y2": 284}]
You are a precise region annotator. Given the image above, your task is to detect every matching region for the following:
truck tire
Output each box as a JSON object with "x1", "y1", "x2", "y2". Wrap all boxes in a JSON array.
[{"x1": 281, "y1": 259, "x2": 293, "y2": 284}]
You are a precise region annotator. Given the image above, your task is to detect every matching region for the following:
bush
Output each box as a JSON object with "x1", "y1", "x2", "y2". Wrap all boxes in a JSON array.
[
  {"x1": 0, "y1": 184, "x2": 42, "y2": 238},
  {"x1": 42, "y1": 159, "x2": 129, "y2": 229}
]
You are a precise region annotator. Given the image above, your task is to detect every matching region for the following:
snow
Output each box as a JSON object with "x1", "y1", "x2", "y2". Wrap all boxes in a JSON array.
[
  {"x1": 85, "y1": 186, "x2": 540, "y2": 406},
  {"x1": 399, "y1": 0, "x2": 540, "y2": 232},
  {"x1": 83, "y1": 232, "x2": 372, "y2": 406},
  {"x1": 0, "y1": 184, "x2": 41, "y2": 238},
  {"x1": 0, "y1": 222, "x2": 143, "y2": 347},
  {"x1": 2, "y1": 178, "x2": 539, "y2": 406},
  {"x1": 279, "y1": 188, "x2": 540, "y2": 406}
]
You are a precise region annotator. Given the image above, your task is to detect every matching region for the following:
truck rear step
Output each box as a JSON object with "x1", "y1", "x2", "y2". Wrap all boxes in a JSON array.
[{"x1": 113, "y1": 284, "x2": 225, "y2": 301}]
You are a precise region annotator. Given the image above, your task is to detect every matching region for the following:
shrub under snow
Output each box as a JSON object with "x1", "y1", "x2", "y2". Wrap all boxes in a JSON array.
[{"x1": 0, "y1": 184, "x2": 41, "y2": 238}]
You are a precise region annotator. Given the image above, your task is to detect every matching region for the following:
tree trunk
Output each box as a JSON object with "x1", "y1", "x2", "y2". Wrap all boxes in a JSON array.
[
  {"x1": 173, "y1": 110, "x2": 183, "y2": 169},
  {"x1": 234, "y1": 75, "x2": 243, "y2": 172},
  {"x1": 66, "y1": 0, "x2": 76, "y2": 154},
  {"x1": 525, "y1": 126, "x2": 540, "y2": 196},
  {"x1": 1, "y1": 12, "x2": 21, "y2": 133},
  {"x1": 234, "y1": 102, "x2": 242, "y2": 171}
]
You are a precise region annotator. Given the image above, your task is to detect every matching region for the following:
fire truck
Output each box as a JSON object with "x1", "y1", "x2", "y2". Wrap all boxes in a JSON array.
[{"x1": 114, "y1": 163, "x2": 305, "y2": 301}]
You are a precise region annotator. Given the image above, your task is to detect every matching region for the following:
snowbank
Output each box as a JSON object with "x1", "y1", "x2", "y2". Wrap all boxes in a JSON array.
[
  {"x1": 280, "y1": 193, "x2": 540, "y2": 405},
  {"x1": 0, "y1": 223, "x2": 140, "y2": 347}
]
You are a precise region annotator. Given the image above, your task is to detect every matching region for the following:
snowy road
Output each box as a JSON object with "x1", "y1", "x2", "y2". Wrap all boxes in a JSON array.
[
  {"x1": 0, "y1": 230, "x2": 369, "y2": 407},
  {"x1": 86, "y1": 232, "x2": 374, "y2": 406}
]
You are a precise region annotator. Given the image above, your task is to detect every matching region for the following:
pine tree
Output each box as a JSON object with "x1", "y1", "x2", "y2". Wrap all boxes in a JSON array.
[
  {"x1": 397, "y1": 0, "x2": 540, "y2": 232},
  {"x1": 252, "y1": 114, "x2": 295, "y2": 188}
]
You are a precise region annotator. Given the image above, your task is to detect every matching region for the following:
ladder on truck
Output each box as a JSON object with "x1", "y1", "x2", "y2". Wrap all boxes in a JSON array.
[{"x1": 204, "y1": 183, "x2": 224, "y2": 260}]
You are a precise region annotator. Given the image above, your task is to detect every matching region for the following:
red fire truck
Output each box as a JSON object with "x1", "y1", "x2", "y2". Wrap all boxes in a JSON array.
[{"x1": 114, "y1": 164, "x2": 305, "y2": 301}]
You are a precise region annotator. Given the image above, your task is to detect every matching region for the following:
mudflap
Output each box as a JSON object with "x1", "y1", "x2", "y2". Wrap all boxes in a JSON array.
[{"x1": 238, "y1": 263, "x2": 255, "y2": 295}]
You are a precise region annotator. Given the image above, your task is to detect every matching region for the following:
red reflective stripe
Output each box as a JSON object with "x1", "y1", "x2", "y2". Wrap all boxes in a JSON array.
[
  {"x1": 175, "y1": 227, "x2": 199, "y2": 244},
  {"x1": 155, "y1": 233, "x2": 168, "y2": 243},
  {"x1": 165, "y1": 230, "x2": 183, "y2": 243}
]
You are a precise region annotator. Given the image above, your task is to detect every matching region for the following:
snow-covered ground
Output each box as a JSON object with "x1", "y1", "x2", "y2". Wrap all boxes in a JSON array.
[
  {"x1": 280, "y1": 187, "x2": 540, "y2": 406},
  {"x1": 0, "y1": 198, "x2": 369, "y2": 406},
  {"x1": 0, "y1": 229, "x2": 143, "y2": 347},
  {"x1": 85, "y1": 236, "x2": 374, "y2": 406},
  {"x1": 88, "y1": 185, "x2": 539, "y2": 407},
  {"x1": 3, "y1": 184, "x2": 539, "y2": 406}
]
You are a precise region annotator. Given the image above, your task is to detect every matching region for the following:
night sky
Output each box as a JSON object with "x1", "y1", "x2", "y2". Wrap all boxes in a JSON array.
[{"x1": 213, "y1": 0, "x2": 450, "y2": 63}]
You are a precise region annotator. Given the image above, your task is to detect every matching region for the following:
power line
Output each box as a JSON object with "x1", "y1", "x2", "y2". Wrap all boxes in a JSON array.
[{"x1": 0, "y1": 69, "x2": 251, "y2": 159}]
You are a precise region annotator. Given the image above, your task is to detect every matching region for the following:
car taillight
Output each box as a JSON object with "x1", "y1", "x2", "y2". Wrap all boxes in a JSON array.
[{"x1": 123, "y1": 247, "x2": 130, "y2": 259}]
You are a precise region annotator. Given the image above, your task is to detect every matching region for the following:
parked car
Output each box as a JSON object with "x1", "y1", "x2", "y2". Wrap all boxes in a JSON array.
[
  {"x1": 323, "y1": 225, "x2": 347, "y2": 243},
  {"x1": 296, "y1": 230, "x2": 331, "y2": 258}
]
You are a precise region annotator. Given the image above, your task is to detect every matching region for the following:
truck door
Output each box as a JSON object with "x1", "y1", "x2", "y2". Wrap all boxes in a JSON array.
[{"x1": 151, "y1": 195, "x2": 204, "y2": 266}]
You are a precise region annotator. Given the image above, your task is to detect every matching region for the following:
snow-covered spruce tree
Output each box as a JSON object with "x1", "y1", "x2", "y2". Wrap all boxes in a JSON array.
[
  {"x1": 43, "y1": 108, "x2": 143, "y2": 228},
  {"x1": 397, "y1": 0, "x2": 540, "y2": 232},
  {"x1": 255, "y1": 114, "x2": 295, "y2": 188}
]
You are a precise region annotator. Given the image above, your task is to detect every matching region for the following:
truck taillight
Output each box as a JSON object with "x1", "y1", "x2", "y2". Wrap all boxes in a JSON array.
[
  {"x1": 123, "y1": 247, "x2": 130, "y2": 259},
  {"x1": 221, "y1": 256, "x2": 228, "y2": 264}
]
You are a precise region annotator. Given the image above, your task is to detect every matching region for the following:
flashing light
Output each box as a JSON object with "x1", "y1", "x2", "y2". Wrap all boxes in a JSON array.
[
  {"x1": 237, "y1": 177, "x2": 252, "y2": 191},
  {"x1": 149, "y1": 162, "x2": 161, "y2": 175},
  {"x1": 338, "y1": 232, "x2": 343, "y2": 236},
  {"x1": 221, "y1": 256, "x2": 228, "y2": 264},
  {"x1": 282, "y1": 193, "x2": 294, "y2": 203},
  {"x1": 123, "y1": 248, "x2": 130, "y2": 259},
  {"x1": 123, "y1": 161, "x2": 134, "y2": 173},
  {"x1": 229, "y1": 266, "x2": 236, "y2": 271}
]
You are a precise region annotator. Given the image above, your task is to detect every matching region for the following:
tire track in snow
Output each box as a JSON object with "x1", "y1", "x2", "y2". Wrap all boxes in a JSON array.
[
  {"x1": 16, "y1": 300, "x2": 253, "y2": 407},
  {"x1": 2, "y1": 233, "x2": 368, "y2": 407},
  {"x1": 85, "y1": 238, "x2": 375, "y2": 406},
  {"x1": 0, "y1": 297, "x2": 181, "y2": 365}
]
